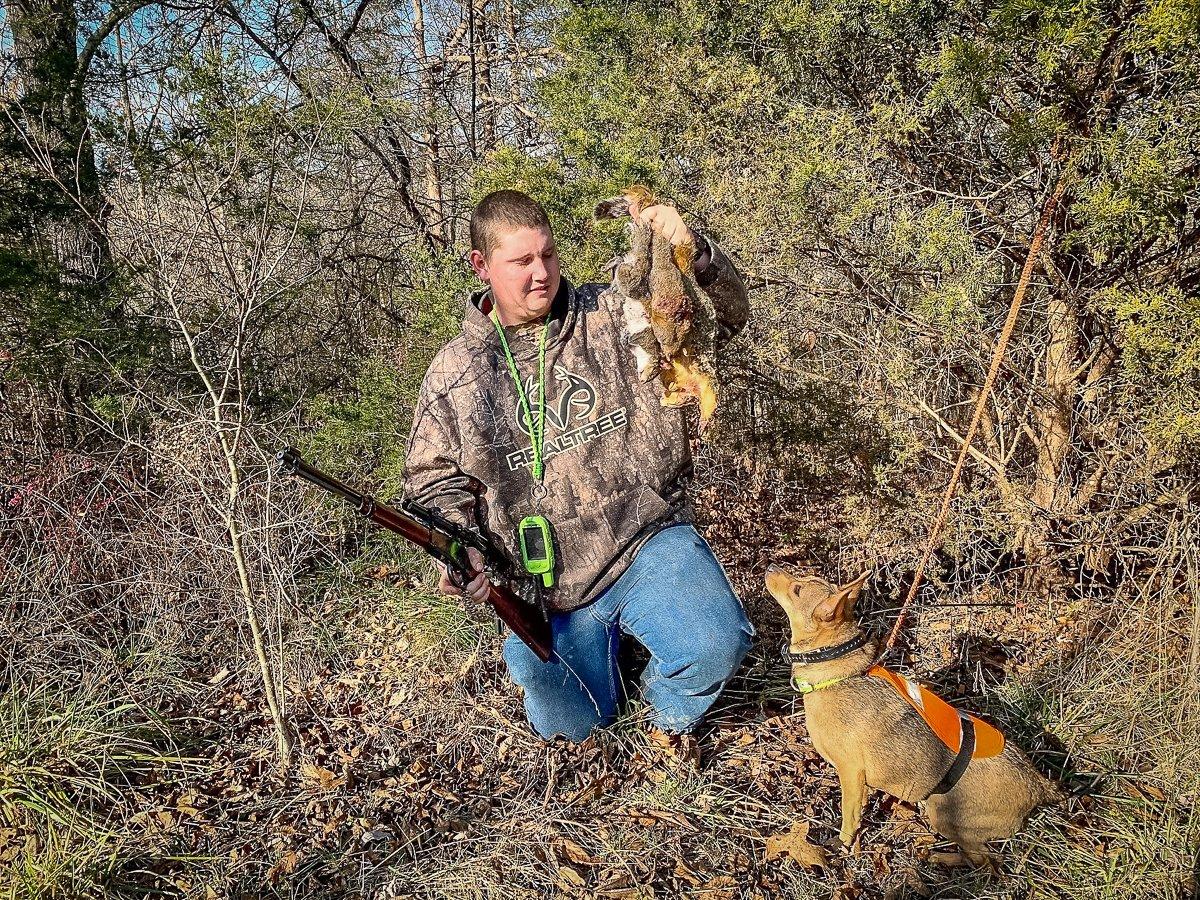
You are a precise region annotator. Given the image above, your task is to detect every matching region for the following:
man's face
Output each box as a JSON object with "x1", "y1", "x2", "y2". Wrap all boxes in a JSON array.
[{"x1": 469, "y1": 226, "x2": 561, "y2": 325}]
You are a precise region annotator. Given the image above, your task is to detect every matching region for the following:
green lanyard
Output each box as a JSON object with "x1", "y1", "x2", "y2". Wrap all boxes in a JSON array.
[{"x1": 490, "y1": 310, "x2": 550, "y2": 481}]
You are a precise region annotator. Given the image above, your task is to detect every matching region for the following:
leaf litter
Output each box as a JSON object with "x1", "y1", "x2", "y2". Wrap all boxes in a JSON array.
[{"x1": 61, "y1": 478, "x2": 1173, "y2": 898}]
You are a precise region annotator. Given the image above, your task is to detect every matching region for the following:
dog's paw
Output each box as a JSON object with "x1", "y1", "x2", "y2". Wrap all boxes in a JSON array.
[{"x1": 928, "y1": 850, "x2": 968, "y2": 868}]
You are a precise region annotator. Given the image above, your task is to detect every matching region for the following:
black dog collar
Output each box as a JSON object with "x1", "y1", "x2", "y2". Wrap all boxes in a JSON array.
[{"x1": 781, "y1": 631, "x2": 871, "y2": 665}]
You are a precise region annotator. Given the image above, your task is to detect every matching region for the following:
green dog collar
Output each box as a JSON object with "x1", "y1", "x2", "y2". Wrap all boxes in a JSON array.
[{"x1": 792, "y1": 673, "x2": 852, "y2": 694}]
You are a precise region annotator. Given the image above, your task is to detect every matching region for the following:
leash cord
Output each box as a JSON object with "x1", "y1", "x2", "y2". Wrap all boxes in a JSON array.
[{"x1": 880, "y1": 156, "x2": 1070, "y2": 658}]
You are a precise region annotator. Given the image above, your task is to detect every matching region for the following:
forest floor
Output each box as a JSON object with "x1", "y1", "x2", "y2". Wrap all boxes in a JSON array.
[{"x1": 5, "y1": 483, "x2": 1196, "y2": 900}]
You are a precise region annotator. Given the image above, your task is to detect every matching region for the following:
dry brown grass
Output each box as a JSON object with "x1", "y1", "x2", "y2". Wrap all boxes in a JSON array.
[{"x1": 8, "y1": 530, "x2": 1195, "y2": 899}]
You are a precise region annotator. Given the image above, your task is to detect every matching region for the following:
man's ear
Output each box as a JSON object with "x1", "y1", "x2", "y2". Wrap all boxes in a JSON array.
[
  {"x1": 468, "y1": 248, "x2": 490, "y2": 281},
  {"x1": 813, "y1": 571, "x2": 870, "y2": 623}
]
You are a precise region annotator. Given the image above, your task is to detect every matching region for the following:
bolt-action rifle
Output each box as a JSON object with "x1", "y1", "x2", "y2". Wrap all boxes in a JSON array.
[{"x1": 277, "y1": 448, "x2": 552, "y2": 661}]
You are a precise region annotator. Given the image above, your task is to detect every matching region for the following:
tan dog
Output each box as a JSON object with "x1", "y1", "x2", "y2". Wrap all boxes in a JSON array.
[{"x1": 766, "y1": 566, "x2": 1062, "y2": 866}]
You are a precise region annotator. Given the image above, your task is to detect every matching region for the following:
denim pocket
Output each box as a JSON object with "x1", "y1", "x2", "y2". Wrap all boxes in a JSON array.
[{"x1": 587, "y1": 568, "x2": 630, "y2": 626}]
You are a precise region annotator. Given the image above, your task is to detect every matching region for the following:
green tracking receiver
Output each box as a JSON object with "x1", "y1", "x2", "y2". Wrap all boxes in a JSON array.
[{"x1": 518, "y1": 515, "x2": 555, "y2": 588}]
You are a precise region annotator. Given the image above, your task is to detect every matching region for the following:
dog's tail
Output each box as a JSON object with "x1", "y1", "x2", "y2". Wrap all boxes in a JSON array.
[{"x1": 1038, "y1": 774, "x2": 1069, "y2": 806}]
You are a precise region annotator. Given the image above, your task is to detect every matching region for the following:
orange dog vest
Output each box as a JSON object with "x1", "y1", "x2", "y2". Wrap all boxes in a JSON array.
[{"x1": 867, "y1": 665, "x2": 1005, "y2": 759}]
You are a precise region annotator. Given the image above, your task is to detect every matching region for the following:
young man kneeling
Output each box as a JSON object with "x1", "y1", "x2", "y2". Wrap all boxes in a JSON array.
[{"x1": 403, "y1": 190, "x2": 753, "y2": 748}]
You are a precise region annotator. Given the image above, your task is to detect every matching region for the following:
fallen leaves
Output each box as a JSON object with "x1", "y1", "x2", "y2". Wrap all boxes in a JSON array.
[
  {"x1": 266, "y1": 850, "x2": 298, "y2": 883},
  {"x1": 556, "y1": 864, "x2": 586, "y2": 890},
  {"x1": 90, "y1": 588, "x2": 1009, "y2": 900},
  {"x1": 764, "y1": 820, "x2": 829, "y2": 869},
  {"x1": 300, "y1": 762, "x2": 347, "y2": 792},
  {"x1": 696, "y1": 874, "x2": 738, "y2": 898},
  {"x1": 1120, "y1": 780, "x2": 1167, "y2": 803},
  {"x1": 556, "y1": 838, "x2": 602, "y2": 867}
]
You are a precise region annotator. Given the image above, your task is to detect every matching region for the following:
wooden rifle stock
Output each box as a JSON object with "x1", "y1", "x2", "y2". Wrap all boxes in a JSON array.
[{"x1": 277, "y1": 448, "x2": 552, "y2": 661}]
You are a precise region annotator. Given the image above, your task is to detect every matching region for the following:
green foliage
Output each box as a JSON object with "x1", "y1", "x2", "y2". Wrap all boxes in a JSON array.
[
  {"x1": 1137, "y1": 0, "x2": 1200, "y2": 52},
  {"x1": 406, "y1": 251, "x2": 479, "y2": 348},
  {"x1": 890, "y1": 202, "x2": 987, "y2": 337},
  {"x1": 541, "y1": 0, "x2": 1200, "y2": 484},
  {"x1": 1070, "y1": 116, "x2": 1198, "y2": 262},
  {"x1": 302, "y1": 358, "x2": 412, "y2": 497},
  {"x1": 0, "y1": 246, "x2": 150, "y2": 388},
  {"x1": 0, "y1": 118, "x2": 144, "y2": 389},
  {"x1": 1102, "y1": 286, "x2": 1200, "y2": 455},
  {"x1": 7, "y1": 3, "x2": 1200, "y2": 898},
  {"x1": 0, "y1": 0, "x2": 149, "y2": 395},
  {"x1": 299, "y1": 249, "x2": 469, "y2": 497}
]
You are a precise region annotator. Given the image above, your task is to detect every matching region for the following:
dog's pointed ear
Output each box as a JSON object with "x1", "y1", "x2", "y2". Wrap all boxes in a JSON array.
[
  {"x1": 843, "y1": 570, "x2": 870, "y2": 601},
  {"x1": 814, "y1": 570, "x2": 870, "y2": 622}
]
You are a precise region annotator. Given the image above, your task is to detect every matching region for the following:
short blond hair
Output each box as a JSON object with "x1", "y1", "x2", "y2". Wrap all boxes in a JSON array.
[{"x1": 470, "y1": 190, "x2": 551, "y2": 258}]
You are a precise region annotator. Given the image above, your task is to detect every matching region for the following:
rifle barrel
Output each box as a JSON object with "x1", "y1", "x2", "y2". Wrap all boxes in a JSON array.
[
  {"x1": 278, "y1": 447, "x2": 441, "y2": 557},
  {"x1": 276, "y1": 447, "x2": 553, "y2": 661},
  {"x1": 277, "y1": 448, "x2": 367, "y2": 511}
]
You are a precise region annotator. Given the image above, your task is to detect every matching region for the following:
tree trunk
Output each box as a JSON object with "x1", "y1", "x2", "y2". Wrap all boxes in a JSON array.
[
  {"x1": 1023, "y1": 285, "x2": 1082, "y2": 579},
  {"x1": 474, "y1": 1, "x2": 497, "y2": 150},
  {"x1": 8, "y1": 0, "x2": 111, "y2": 276},
  {"x1": 412, "y1": 0, "x2": 445, "y2": 242}
]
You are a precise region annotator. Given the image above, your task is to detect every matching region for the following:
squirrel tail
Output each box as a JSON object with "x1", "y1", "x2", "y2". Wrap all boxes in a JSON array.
[
  {"x1": 594, "y1": 195, "x2": 632, "y2": 219},
  {"x1": 595, "y1": 185, "x2": 657, "y2": 220},
  {"x1": 672, "y1": 241, "x2": 695, "y2": 274}
]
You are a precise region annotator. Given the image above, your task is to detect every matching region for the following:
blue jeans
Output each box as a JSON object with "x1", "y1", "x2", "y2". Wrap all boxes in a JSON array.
[{"x1": 502, "y1": 524, "x2": 753, "y2": 741}]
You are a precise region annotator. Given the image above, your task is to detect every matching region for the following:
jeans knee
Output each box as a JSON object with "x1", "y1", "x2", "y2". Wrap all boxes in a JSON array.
[
  {"x1": 503, "y1": 636, "x2": 612, "y2": 742},
  {"x1": 503, "y1": 633, "x2": 554, "y2": 689},
  {"x1": 704, "y1": 626, "x2": 751, "y2": 684},
  {"x1": 654, "y1": 626, "x2": 751, "y2": 693}
]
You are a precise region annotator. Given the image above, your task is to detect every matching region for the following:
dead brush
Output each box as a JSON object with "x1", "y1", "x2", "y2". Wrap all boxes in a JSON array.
[
  {"x1": 994, "y1": 522, "x2": 1200, "y2": 897},
  {"x1": 3, "y1": 417, "x2": 1196, "y2": 899}
]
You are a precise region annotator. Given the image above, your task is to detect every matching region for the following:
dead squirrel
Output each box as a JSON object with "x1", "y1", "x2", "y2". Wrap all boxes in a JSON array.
[{"x1": 594, "y1": 185, "x2": 718, "y2": 428}]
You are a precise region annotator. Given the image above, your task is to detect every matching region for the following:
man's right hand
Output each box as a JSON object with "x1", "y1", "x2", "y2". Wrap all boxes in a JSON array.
[{"x1": 438, "y1": 546, "x2": 489, "y2": 603}]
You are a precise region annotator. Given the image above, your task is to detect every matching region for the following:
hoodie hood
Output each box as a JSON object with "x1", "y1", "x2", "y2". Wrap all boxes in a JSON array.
[{"x1": 462, "y1": 279, "x2": 579, "y2": 360}]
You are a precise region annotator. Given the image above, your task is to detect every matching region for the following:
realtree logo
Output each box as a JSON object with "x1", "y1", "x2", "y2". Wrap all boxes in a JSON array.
[
  {"x1": 506, "y1": 366, "x2": 627, "y2": 472},
  {"x1": 515, "y1": 366, "x2": 598, "y2": 437}
]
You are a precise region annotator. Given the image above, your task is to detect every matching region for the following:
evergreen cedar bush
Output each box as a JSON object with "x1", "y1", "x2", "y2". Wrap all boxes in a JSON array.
[{"x1": 476, "y1": 0, "x2": 1200, "y2": 577}]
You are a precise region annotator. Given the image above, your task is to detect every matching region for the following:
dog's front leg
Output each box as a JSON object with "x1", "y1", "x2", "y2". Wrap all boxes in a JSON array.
[{"x1": 836, "y1": 764, "x2": 868, "y2": 848}]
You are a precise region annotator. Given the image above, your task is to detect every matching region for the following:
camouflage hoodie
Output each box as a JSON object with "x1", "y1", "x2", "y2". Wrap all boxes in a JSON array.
[{"x1": 402, "y1": 240, "x2": 748, "y2": 612}]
